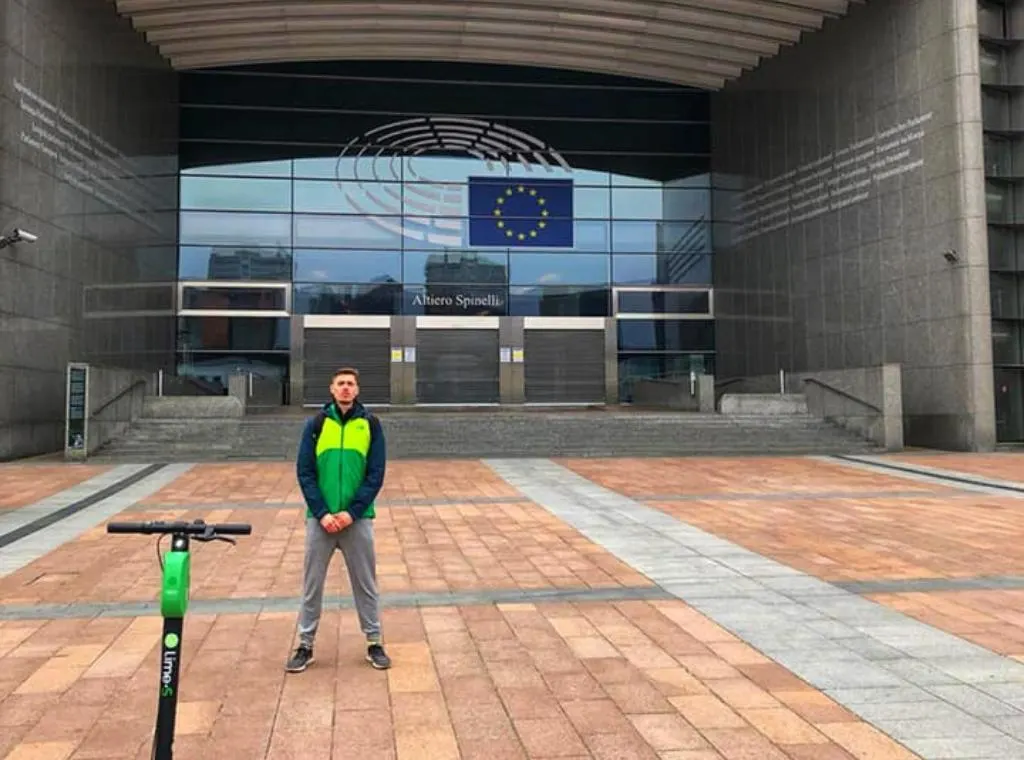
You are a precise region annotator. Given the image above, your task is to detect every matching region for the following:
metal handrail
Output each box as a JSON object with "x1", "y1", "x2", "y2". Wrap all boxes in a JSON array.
[
  {"x1": 91, "y1": 378, "x2": 147, "y2": 417},
  {"x1": 802, "y1": 377, "x2": 882, "y2": 414}
]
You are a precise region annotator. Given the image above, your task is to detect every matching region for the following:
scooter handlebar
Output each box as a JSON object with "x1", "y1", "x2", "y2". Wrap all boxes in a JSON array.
[{"x1": 106, "y1": 519, "x2": 252, "y2": 536}]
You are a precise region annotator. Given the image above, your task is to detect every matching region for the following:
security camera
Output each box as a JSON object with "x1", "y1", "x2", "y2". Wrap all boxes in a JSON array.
[{"x1": 0, "y1": 228, "x2": 38, "y2": 249}]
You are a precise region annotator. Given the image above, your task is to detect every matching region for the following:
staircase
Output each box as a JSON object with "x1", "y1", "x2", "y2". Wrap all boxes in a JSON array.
[{"x1": 87, "y1": 395, "x2": 882, "y2": 462}]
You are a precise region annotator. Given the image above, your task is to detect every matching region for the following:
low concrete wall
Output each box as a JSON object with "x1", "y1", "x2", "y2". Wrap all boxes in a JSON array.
[
  {"x1": 719, "y1": 394, "x2": 808, "y2": 415},
  {"x1": 82, "y1": 366, "x2": 149, "y2": 456},
  {"x1": 143, "y1": 396, "x2": 244, "y2": 419},
  {"x1": 717, "y1": 365, "x2": 904, "y2": 451},
  {"x1": 228, "y1": 374, "x2": 248, "y2": 410},
  {"x1": 632, "y1": 375, "x2": 715, "y2": 412},
  {"x1": 226, "y1": 373, "x2": 284, "y2": 411}
]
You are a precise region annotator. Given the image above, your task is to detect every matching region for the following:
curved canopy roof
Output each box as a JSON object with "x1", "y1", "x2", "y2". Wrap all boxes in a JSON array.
[{"x1": 114, "y1": 0, "x2": 860, "y2": 89}]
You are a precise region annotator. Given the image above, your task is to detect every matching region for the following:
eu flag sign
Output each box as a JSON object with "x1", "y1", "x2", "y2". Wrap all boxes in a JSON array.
[{"x1": 468, "y1": 177, "x2": 573, "y2": 248}]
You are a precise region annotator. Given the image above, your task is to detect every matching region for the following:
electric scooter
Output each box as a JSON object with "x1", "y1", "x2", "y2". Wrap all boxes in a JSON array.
[{"x1": 106, "y1": 518, "x2": 252, "y2": 760}]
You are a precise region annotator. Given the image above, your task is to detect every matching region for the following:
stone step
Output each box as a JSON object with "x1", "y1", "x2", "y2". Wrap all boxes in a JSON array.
[{"x1": 89, "y1": 409, "x2": 881, "y2": 462}]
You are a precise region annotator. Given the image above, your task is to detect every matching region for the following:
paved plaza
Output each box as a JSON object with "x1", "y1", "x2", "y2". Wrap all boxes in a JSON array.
[{"x1": 4, "y1": 453, "x2": 1024, "y2": 758}]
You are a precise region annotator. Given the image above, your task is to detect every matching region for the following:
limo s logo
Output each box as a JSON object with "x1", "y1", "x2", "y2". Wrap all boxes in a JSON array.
[{"x1": 333, "y1": 116, "x2": 573, "y2": 247}]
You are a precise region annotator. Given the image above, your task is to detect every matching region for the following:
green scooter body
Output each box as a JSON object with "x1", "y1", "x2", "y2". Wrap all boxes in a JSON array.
[{"x1": 160, "y1": 548, "x2": 190, "y2": 618}]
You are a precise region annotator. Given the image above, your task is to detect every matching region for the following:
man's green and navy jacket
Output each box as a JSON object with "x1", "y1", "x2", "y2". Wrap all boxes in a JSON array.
[{"x1": 296, "y1": 400, "x2": 386, "y2": 521}]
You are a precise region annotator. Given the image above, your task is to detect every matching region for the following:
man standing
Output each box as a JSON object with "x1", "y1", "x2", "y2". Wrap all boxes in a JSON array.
[{"x1": 286, "y1": 367, "x2": 391, "y2": 672}]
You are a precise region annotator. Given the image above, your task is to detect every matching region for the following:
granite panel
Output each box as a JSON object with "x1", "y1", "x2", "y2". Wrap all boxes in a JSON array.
[
  {"x1": 0, "y1": 0, "x2": 178, "y2": 460},
  {"x1": 711, "y1": 0, "x2": 994, "y2": 450}
]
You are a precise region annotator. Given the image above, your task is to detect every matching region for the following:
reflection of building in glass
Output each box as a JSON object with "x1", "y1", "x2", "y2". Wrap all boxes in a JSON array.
[
  {"x1": 184, "y1": 286, "x2": 285, "y2": 311},
  {"x1": 207, "y1": 247, "x2": 291, "y2": 280},
  {"x1": 513, "y1": 286, "x2": 608, "y2": 316},
  {"x1": 307, "y1": 276, "x2": 399, "y2": 314},
  {"x1": 656, "y1": 216, "x2": 708, "y2": 284},
  {"x1": 424, "y1": 252, "x2": 506, "y2": 284},
  {"x1": 422, "y1": 252, "x2": 508, "y2": 315}
]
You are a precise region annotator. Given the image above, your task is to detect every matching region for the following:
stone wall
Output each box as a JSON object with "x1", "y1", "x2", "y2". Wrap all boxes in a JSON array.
[
  {"x1": 711, "y1": 0, "x2": 994, "y2": 450},
  {"x1": 0, "y1": 0, "x2": 179, "y2": 459}
]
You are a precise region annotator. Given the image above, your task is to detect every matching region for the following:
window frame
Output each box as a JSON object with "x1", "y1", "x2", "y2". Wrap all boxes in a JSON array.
[
  {"x1": 612, "y1": 285, "x2": 715, "y2": 320},
  {"x1": 177, "y1": 280, "x2": 292, "y2": 317}
]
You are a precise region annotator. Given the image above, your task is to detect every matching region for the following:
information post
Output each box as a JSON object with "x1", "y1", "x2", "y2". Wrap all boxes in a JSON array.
[{"x1": 65, "y1": 363, "x2": 89, "y2": 460}]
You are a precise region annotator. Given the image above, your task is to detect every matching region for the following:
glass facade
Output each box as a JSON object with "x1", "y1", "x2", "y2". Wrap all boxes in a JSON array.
[
  {"x1": 175, "y1": 61, "x2": 715, "y2": 399},
  {"x1": 979, "y1": 1, "x2": 1024, "y2": 440}
]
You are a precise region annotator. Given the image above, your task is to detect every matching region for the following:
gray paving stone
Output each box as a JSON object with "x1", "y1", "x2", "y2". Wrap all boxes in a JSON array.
[
  {"x1": 745, "y1": 588, "x2": 826, "y2": 610},
  {"x1": 827, "y1": 685, "x2": 940, "y2": 705},
  {"x1": 836, "y1": 454, "x2": 1024, "y2": 496},
  {"x1": 884, "y1": 658, "x2": 963, "y2": 686},
  {"x1": 0, "y1": 464, "x2": 194, "y2": 578},
  {"x1": 759, "y1": 644, "x2": 869, "y2": 664},
  {"x1": 853, "y1": 700, "x2": 974, "y2": 722},
  {"x1": 782, "y1": 657, "x2": 910, "y2": 689},
  {"x1": 900, "y1": 735, "x2": 1024, "y2": 758},
  {"x1": 896, "y1": 642, "x2": 1000, "y2": 661},
  {"x1": 837, "y1": 576, "x2": 1024, "y2": 594},
  {"x1": 140, "y1": 500, "x2": 305, "y2": 511},
  {"x1": 484, "y1": 457, "x2": 1024, "y2": 760},
  {"x1": 803, "y1": 619, "x2": 864, "y2": 639},
  {"x1": 711, "y1": 555, "x2": 806, "y2": 577},
  {"x1": 978, "y1": 683, "x2": 1024, "y2": 711},
  {"x1": 138, "y1": 496, "x2": 533, "y2": 510},
  {"x1": 644, "y1": 489, "x2": 973, "y2": 502},
  {"x1": 804, "y1": 594, "x2": 907, "y2": 624},
  {"x1": 822, "y1": 455, "x2": 1024, "y2": 498},
  {"x1": 0, "y1": 583, "x2": 673, "y2": 620},
  {"x1": 984, "y1": 715, "x2": 1024, "y2": 741},
  {"x1": 873, "y1": 717, "x2": 1004, "y2": 740},
  {"x1": 927, "y1": 685, "x2": 1024, "y2": 717},
  {"x1": 842, "y1": 637, "x2": 908, "y2": 661},
  {"x1": 855, "y1": 625, "x2": 970, "y2": 649},
  {"x1": 0, "y1": 464, "x2": 150, "y2": 535},
  {"x1": 633, "y1": 557, "x2": 742, "y2": 581},
  {"x1": 757, "y1": 574, "x2": 843, "y2": 595},
  {"x1": 659, "y1": 579, "x2": 767, "y2": 599},
  {"x1": 931, "y1": 657, "x2": 1024, "y2": 685}
]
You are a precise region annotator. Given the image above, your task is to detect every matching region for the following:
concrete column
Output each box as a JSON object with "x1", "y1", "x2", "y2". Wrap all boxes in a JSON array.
[
  {"x1": 500, "y1": 317, "x2": 525, "y2": 404},
  {"x1": 391, "y1": 316, "x2": 417, "y2": 405},
  {"x1": 227, "y1": 373, "x2": 248, "y2": 413},
  {"x1": 604, "y1": 317, "x2": 618, "y2": 405},
  {"x1": 881, "y1": 363, "x2": 905, "y2": 451},
  {"x1": 289, "y1": 316, "x2": 305, "y2": 407},
  {"x1": 698, "y1": 374, "x2": 716, "y2": 413}
]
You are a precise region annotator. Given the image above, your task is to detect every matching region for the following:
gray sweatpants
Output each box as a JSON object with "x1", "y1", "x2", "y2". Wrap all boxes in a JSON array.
[{"x1": 297, "y1": 516, "x2": 381, "y2": 648}]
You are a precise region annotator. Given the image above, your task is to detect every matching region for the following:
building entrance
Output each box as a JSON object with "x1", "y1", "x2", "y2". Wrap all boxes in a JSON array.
[
  {"x1": 523, "y1": 323, "x2": 607, "y2": 404},
  {"x1": 298, "y1": 316, "x2": 392, "y2": 406},
  {"x1": 292, "y1": 315, "x2": 613, "y2": 407},
  {"x1": 416, "y1": 320, "x2": 501, "y2": 404}
]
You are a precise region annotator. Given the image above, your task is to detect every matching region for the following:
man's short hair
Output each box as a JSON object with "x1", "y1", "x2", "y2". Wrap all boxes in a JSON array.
[{"x1": 332, "y1": 367, "x2": 359, "y2": 382}]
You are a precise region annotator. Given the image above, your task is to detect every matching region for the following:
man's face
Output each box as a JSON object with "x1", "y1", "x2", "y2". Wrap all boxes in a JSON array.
[{"x1": 330, "y1": 373, "x2": 358, "y2": 405}]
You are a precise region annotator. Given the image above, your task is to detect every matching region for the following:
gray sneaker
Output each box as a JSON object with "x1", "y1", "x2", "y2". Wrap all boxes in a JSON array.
[{"x1": 285, "y1": 645, "x2": 314, "y2": 672}]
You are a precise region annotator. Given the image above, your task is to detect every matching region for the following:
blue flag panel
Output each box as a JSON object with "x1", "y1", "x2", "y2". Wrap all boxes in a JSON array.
[{"x1": 467, "y1": 177, "x2": 573, "y2": 247}]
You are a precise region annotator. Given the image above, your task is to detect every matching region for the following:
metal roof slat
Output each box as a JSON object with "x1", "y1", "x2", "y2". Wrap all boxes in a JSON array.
[
  {"x1": 169, "y1": 44, "x2": 728, "y2": 88},
  {"x1": 111, "y1": 0, "x2": 857, "y2": 88}
]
